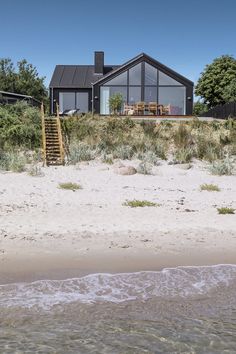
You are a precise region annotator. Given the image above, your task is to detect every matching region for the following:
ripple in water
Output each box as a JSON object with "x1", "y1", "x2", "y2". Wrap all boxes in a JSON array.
[{"x1": 0, "y1": 265, "x2": 236, "y2": 353}]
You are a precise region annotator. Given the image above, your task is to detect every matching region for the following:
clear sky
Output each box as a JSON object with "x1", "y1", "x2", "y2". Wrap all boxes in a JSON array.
[{"x1": 1, "y1": 0, "x2": 236, "y2": 90}]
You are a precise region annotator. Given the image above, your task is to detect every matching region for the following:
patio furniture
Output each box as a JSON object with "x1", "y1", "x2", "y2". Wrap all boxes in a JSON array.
[
  {"x1": 148, "y1": 102, "x2": 158, "y2": 115},
  {"x1": 123, "y1": 104, "x2": 135, "y2": 115},
  {"x1": 162, "y1": 104, "x2": 171, "y2": 115},
  {"x1": 134, "y1": 102, "x2": 145, "y2": 115}
]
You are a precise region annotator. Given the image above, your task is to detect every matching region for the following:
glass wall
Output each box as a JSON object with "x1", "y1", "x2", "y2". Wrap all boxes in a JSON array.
[
  {"x1": 159, "y1": 87, "x2": 186, "y2": 114},
  {"x1": 99, "y1": 61, "x2": 187, "y2": 115},
  {"x1": 59, "y1": 92, "x2": 89, "y2": 113},
  {"x1": 100, "y1": 87, "x2": 127, "y2": 115}
]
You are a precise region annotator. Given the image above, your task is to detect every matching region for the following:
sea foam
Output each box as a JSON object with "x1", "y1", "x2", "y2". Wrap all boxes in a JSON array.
[{"x1": 0, "y1": 264, "x2": 236, "y2": 310}]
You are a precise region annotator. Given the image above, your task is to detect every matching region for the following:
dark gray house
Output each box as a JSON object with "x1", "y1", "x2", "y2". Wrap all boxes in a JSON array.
[{"x1": 49, "y1": 52, "x2": 194, "y2": 116}]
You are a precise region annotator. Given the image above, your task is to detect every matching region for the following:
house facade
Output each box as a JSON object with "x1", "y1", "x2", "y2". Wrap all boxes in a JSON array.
[{"x1": 49, "y1": 52, "x2": 194, "y2": 116}]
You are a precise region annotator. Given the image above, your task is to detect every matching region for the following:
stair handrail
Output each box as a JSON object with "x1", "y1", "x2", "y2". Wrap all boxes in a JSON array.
[
  {"x1": 41, "y1": 103, "x2": 47, "y2": 166},
  {"x1": 56, "y1": 103, "x2": 65, "y2": 164}
]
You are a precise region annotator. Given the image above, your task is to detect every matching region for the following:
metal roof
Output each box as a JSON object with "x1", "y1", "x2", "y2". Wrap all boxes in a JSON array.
[{"x1": 49, "y1": 65, "x2": 119, "y2": 88}]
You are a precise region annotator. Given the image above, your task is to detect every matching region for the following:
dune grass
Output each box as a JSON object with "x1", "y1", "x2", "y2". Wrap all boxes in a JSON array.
[
  {"x1": 200, "y1": 184, "x2": 220, "y2": 192},
  {"x1": 58, "y1": 182, "x2": 82, "y2": 191},
  {"x1": 217, "y1": 207, "x2": 235, "y2": 214},
  {"x1": 123, "y1": 199, "x2": 158, "y2": 207}
]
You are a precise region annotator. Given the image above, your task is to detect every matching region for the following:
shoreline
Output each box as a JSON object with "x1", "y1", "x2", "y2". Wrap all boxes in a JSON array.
[{"x1": 1, "y1": 231, "x2": 236, "y2": 284}]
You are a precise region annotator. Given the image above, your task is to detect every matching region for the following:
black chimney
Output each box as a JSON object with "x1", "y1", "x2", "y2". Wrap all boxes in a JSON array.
[{"x1": 94, "y1": 51, "x2": 104, "y2": 74}]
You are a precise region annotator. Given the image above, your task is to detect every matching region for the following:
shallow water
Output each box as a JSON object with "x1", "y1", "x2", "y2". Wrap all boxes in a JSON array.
[{"x1": 1, "y1": 265, "x2": 236, "y2": 353}]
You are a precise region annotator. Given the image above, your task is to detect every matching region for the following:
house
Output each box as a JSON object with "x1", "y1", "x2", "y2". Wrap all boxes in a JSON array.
[
  {"x1": 0, "y1": 91, "x2": 41, "y2": 107},
  {"x1": 49, "y1": 52, "x2": 194, "y2": 116}
]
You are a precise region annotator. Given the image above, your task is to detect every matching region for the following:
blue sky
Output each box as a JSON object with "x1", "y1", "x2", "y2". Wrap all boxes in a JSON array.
[{"x1": 1, "y1": 0, "x2": 236, "y2": 92}]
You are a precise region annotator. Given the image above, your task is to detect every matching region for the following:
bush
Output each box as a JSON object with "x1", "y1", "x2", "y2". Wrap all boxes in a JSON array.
[
  {"x1": 113, "y1": 145, "x2": 134, "y2": 160},
  {"x1": 68, "y1": 142, "x2": 98, "y2": 164},
  {"x1": 58, "y1": 182, "x2": 82, "y2": 190},
  {"x1": 123, "y1": 199, "x2": 158, "y2": 207},
  {"x1": 200, "y1": 184, "x2": 220, "y2": 192},
  {"x1": 0, "y1": 102, "x2": 41, "y2": 150},
  {"x1": 210, "y1": 157, "x2": 234, "y2": 175},
  {"x1": 173, "y1": 123, "x2": 192, "y2": 148},
  {"x1": 0, "y1": 151, "x2": 27, "y2": 172},
  {"x1": 136, "y1": 161, "x2": 153, "y2": 175},
  {"x1": 174, "y1": 147, "x2": 194, "y2": 163},
  {"x1": 217, "y1": 207, "x2": 235, "y2": 215},
  {"x1": 27, "y1": 164, "x2": 44, "y2": 177}
]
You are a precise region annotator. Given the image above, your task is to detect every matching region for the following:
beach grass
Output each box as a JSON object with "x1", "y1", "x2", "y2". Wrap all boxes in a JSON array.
[
  {"x1": 217, "y1": 207, "x2": 235, "y2": 214},
  {"x1": 123, "y1": 199, "x2": 158, "y2": 208},
  {"x1": 58, "y1": 182, "x2": 82, "y2": 191},
  {"x1": 200, "y1": 184, "x2": 220, "y2": 192}
]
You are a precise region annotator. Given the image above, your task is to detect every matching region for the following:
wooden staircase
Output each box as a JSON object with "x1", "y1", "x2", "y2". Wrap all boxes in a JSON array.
[{"x1": 41, "y1": 104, "x2": 65, "y2": 166}]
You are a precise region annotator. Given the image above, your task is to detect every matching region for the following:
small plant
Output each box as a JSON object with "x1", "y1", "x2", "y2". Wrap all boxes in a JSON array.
[
  {"x1": 210, "y1": 157, "x2": 234, "y2": 175},
  {"x1": 123, "y1": 199, "x2": 158, "y2": 207},
  {"x1": 200, "y1": 184, "x2": 220, "y2": 192},
  {"x1": 108, "y1": 93, "x2": 123, "y2": 115},
  {"x1": 113, "y1": 145, "x2": 134, "y2": 160},
  {"x1": 69, "y1": 143, "x2": 97, "y2": 164},
  {"x1": 0, "y1": 151, "x2": 27, "y2": 172},
  {"x1": 58, "y1": 182, "x2": 82, "y2": 191},
  {"x1": 174, "y1": 147, "x2": 194, "y2": 163},
  {"x1": 101, "y1": 153, "x2": 114, "y2": 164},
  {"x1": 136, "y1": 161, "x2": 153, "y2": 175},
  {"x1": 217, "y1": 207, "x2": 235, "y2": 214},
  {"x1": 27, "y1": 164, "x2": 44, "y2": 177}
]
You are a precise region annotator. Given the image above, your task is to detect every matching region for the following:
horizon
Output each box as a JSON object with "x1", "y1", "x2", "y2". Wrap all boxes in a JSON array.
[{"x1": 1, "y1": 0, "x2": 236, "y2": 98}]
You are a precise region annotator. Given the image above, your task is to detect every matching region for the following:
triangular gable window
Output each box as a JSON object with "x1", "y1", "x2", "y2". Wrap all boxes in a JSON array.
[
  {"x1": 159, "y1": 71, "x2": 182, "y2": 85},
  {"x1": 103, "y1": 71, "x2": 127, "y2": 85}
]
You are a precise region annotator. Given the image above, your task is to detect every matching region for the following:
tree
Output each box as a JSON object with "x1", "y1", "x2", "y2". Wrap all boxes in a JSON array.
[
  {"x1": 193, "y1": 101, "x2": 208, "y2": 116},
  {"x1": 0, "y1": 58, "x2": 48, "y2": 102},
  {"x1": 108, "y1": 93, "x2": 123, "y2": 115},
  {"x1": 0, "y1": 58, "x2": 16, "y2": 92},
  {"x1": 223, "y1": 79, "x2": 236, "y2": 102},
  {"x1": 195, "y1": 55, "x2": 236, "y2": 108}
]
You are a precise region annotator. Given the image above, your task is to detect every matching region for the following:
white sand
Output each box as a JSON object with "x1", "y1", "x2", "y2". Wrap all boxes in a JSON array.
[{"x1": 0, "y1": 160, "x2": 236, "y2": 281}]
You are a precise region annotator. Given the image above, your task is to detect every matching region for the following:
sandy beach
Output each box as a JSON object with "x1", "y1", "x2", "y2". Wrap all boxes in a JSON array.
[{"x1": 0, "y1": 159, "x2": 235, "y2": 283}]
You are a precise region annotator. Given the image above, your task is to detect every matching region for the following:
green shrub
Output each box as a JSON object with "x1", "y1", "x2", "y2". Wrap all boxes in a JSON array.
[
  {"x1": 113, "y1": 145, "x2": 134, "y2": 160},
  {"x1": 136, "y1": 161, "x2": 153, "y2": 175},
  {"x1": 174, "y1": 147, "x2": 194, "y2": 163},
  {"x1": 210, "y1": 157, "x2": 234, "y2": 175},
  {"x1": 27, "y1": 164, "x2": 44, "y2": 177},
  {"x1": 58, "y1": 182, "x2": 82, "y2": 190},
  {"x1": 173, "y1": 123, "x2": 192, "y2": 148},
  {"x1": 0, "y1": 151, "x2": 27, "y2": 172},
  {"x1": 200, "y1": 184, "x2": 220, "y2": 192},
  {"x1": 217, "y1": 207, "x2": 235, "y2": 214},
  {"x1": 0, "y1": 102, "x2": 41, "y2": 150},
  {"x1": 123, "y1": 199, "x2": 158, "y2": 207},
  {"x1": 69, "y1": 142, "x2": 98, "y2": 164}
]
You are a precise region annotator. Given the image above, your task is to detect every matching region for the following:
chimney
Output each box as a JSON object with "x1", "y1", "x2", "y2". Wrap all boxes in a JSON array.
[{"x1": 94, "y1": 51, "x2": 104, "y2": 74}]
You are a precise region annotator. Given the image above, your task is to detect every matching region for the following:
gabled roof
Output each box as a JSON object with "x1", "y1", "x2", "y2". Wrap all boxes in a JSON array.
[
  {"x1": 93, "y1": 53, "x2": 194, "y2": 87},
  {"x1": 49, "y1": 65, "x2": 119, "y2": 88}
]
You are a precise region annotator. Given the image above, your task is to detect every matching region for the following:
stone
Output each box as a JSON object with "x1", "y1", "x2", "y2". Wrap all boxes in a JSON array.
[{"x1": 114, "y1": 166, "x2": 137, "y2": 175}]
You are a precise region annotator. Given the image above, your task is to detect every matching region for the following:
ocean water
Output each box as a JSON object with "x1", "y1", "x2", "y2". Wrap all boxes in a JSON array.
[{"x1": 1, "y1": 265, "x2": 236, "y2": 353}]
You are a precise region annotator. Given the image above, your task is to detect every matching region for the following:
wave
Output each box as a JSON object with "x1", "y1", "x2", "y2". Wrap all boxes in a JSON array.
[{"x1": 0, "y1": 264, "x2": 236, "y2": 310}]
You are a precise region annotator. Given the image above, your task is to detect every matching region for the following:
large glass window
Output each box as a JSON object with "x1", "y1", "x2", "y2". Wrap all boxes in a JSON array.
[
  {"x1": 129, "y1": 63, "x2": 141, "y2": 85},
  {"x1": 145, "y1": 63, "x2": 157, "y2": 85},
  {"x1": 144, "y1": 86, "x2": 157, "y2": 103},
  {"x1": 76, "y1": 92, "x2": 88, "y2": 113},
  {"x1": 100, "y1": 86, "x2": 127, "y2": 114},
  {"x1": 59, "y1": 92, "x2": 75, "y2": 113},
  {"x1": 129, "y1": 87, "x2": 141, "y2": 104},
  {"x1": 159, "y1": 71, "x2": 181, "y2": 85},
  {"x1": 158, "y1": 87, "x2": 186, "y2": 114},
  {"x1": 104, "y1": 71, "x2": 127, "y2": 86},
  {"x1": 99, "y1": 61, "x2": 187, "y2": 115}
]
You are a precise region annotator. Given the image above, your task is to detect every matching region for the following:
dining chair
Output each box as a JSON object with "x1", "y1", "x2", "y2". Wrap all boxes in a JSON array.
[
  {"x1": 148, "y1": 102, "x2": 158, "y2": 115},
  {"x1": 134, "y1": 102, "x2": 145, "y2": 115}
]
